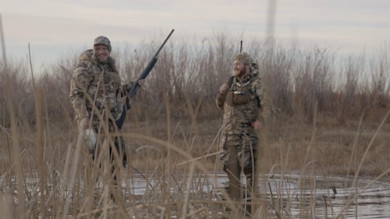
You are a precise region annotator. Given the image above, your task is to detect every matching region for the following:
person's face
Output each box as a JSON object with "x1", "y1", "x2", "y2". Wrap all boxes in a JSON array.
[
  {"x1": 233, "y1": 60, "x2": 248, "y2": 77},
  {"x1": 94, "y1": 44, "x2": 110, "y2": 62}
]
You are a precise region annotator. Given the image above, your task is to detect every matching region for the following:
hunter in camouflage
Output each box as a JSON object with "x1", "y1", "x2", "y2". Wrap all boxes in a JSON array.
[
  {"x1": 70, "y1": 36, "x2": 133, "y2": 168},
  {"x1": 216, "y1": 52, "x2": 271, "y2": 213}
]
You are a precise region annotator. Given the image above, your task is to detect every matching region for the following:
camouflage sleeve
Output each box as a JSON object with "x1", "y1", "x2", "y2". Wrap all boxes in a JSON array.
[
  {"x1": 255, "y1": 74, "x2": 271, "y2": 121},
  {"x1": 69, "y1": 61, "x2": 92, "y2": 124},
  {"x1": 216, "y1": 92, "x2": 226, "y2": 110}
]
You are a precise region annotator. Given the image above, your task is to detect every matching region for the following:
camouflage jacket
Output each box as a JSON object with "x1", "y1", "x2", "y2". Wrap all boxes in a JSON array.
[
  {"x1": 69, "y1": 49, "x2": 129, "y2": 125},
  {"x1": 216, "y1": 69, "x2": 271, "y2": 136}
]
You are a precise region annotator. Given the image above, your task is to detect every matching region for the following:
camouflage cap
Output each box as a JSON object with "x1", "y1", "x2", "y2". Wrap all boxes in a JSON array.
[
  {"x1": 93, "y1": 36, "x2": 111, "y2": 52},
  {"x1": 234, "y1": 52, "x2": 252, "y2": 65}
]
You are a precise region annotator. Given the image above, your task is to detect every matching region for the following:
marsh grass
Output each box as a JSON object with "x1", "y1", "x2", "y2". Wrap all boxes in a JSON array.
[{"x1": 1, "y1": 34, "x2": 390, "y2": 218}]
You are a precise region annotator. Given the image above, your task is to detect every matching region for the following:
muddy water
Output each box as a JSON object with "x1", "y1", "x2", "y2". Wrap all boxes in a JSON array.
[{"x1": 126, "y1": 173, "x2": 390, "y2": 218}]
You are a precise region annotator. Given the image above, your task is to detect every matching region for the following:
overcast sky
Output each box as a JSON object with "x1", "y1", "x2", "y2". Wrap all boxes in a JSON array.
[{"x1": 1, "y1": 0, "x2": 390, "y2": 69}]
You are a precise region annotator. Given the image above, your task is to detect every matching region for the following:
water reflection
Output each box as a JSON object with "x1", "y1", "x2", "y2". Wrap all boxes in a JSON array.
[{"x1": 126, "y1": 173, "x2": 390, "y2": 218}]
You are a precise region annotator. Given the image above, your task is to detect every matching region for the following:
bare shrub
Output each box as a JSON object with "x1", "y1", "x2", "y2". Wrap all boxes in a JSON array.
[
  {"x1": 0, "y1": 61, "x2": 34, "y2": 126},
  {"x1": 1, "y1": 34, "x2": 390, "y2": 130},
  {"x1": 369, "y1": 48, "x2": 389, "y2": 107},
  {"x1": 263, "y1": 45, "x2": 295, "y2": 115},
  {"x1": 293, "y1": 48, "x2": 336, "y2": 121},
  {"x1": 336, "y1": 56, "x2": 364, "y2": 122}
]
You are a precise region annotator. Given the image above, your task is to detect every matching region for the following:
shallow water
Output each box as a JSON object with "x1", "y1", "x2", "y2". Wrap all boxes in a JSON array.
[
  {"x1": 2, "y1": 172, "x2": 389, "y2": 218},
  {"x1": 126, "y1": 173, "x2": 390, "y2": 218}
]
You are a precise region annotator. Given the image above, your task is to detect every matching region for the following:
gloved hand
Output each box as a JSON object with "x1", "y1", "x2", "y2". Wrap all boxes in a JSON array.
[
  {"x1": 219, "y1": 83, "x2": 228, "y2": 95},
  {"x1": 83, "y1": 128, "x2": 97, "y2": 151},
  {"x1": 123, "y1": 79, "x2": 145, "y2": 93}
]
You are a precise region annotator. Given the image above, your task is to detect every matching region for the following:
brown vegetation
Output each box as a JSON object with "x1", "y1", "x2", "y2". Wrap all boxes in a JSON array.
[{"x1": 1, "y1": 34, "x2": 390, "y2": 218}]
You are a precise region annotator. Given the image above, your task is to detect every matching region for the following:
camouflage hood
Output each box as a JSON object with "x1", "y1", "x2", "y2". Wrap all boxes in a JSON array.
[
  {"x1": 250, "y1": 63, "x2": 259, "y2": 77},
  {"x1": 234, "y1": 52, "x2": 259, "y2": 77},
  {"x1": 78, "y1": 49, "x2": 118, "y2": 72},
  {"x1": 234, "y1": 52, "x2": 252, "y2": 65}
]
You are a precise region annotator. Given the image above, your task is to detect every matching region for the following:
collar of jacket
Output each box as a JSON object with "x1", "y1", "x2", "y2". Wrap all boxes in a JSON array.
[
  {"x1": 235, "y1": 69, "x2": 258, "y2": 84},
  {"x1": 78, "y1": 49, "x2": 118, "y2": 73}
]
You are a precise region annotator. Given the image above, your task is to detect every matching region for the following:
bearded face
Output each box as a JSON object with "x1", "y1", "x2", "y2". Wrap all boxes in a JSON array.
[
  {"x1": 93, "y1": 44, "x2": 110, "y2": 63},
  {"x1": 233, "y1": 60, "x2": 248, "y2": 77}
]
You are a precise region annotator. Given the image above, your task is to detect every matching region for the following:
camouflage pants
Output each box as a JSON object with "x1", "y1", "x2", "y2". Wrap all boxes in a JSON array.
[
  {"x1": 90, "y1": 117, "x2": 127, "y2": 168},
  {"x1": 220, "y1": 133, "x2": 258, "y2": 201}
]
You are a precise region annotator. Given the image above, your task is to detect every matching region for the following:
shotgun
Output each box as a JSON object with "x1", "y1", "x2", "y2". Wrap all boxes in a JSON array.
[{"x1": 116, "y1": 29, "x2": 174, "y2": 129}]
